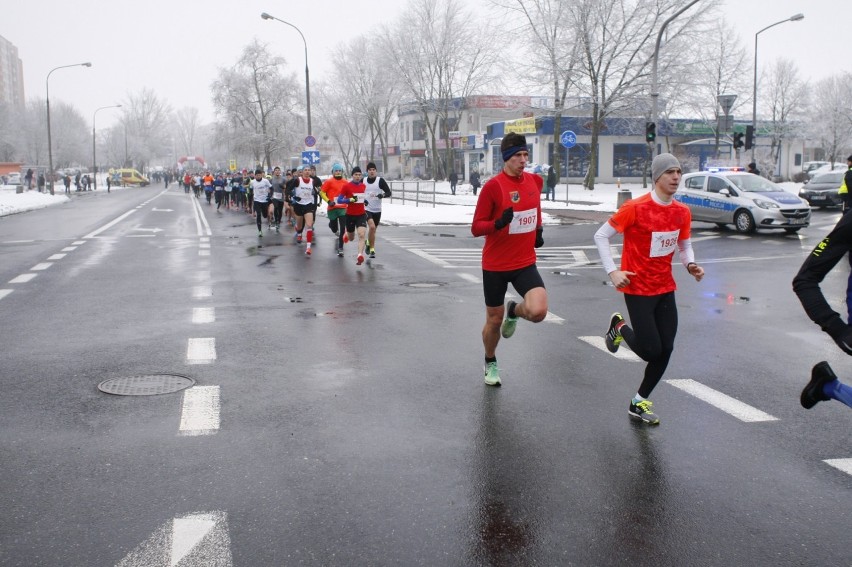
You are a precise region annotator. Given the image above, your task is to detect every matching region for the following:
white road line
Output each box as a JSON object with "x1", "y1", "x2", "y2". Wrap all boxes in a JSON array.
[
  {"x1": 191, "y1": 195, "x2": 212, "y2": 237},
  {"x1": 30, "y1": 263, "x2": 53, "y2": 271},
  {"x1": 665, "y1": 379, "x2": 778, "y2": 422},
  {"x1": 457, "y1": 273, "x2": 481, "y2": 283},
  {"x1": 0, "y1": 289, "x2": 12, "y2": 301},
  {"x1": 116, "y1": 511, "x2": 231, "y2": 567},
  {"x1": 200, "y1": 237, "x2": 210, "y2": 243},
  {"x1": 824, "y1": 458, "x2": 852, "y2": 476},
  {"x1": 9, "y1": 273, "x2": 37, "y2": 283},
  {"x1": 198, "y1": 250, "x2": 210, "y2": 256},
  {"x1": 579, "y1": 335, "x2": 642, "y2": 361},
  {"x1": 179, "y1": 385, "x2": 221, "y2": 435},
  {"x1": 408, "y1": 248, "x2": 452, "y2": 267},
  {"x1": 72, "y1": 240, "x2": 86, "y2": 245},
  {"x1": 199, "y1": 243, "x2": 210, "y2": 249},
  {"x1": 83, "y1": 209, "x2": 137, "y2": 239},
  {"x1": 186, "y1": 338, "x2": 216, "y2": 365},
  {"x1": 61, "y1": 246, "x2": 77, "y2": 252},
  {"x1": 192, "y1": 286, "x2": 213, "y2": 298},
  {"x1": 192, "y1": 307, "x2": 215, "y2": 324},
  {"x1": 544, "y1": 311, "x2": 565, "y2": 324},
  {"x1": 47, "y1": 253, "x2": 66, "y2": 260}
]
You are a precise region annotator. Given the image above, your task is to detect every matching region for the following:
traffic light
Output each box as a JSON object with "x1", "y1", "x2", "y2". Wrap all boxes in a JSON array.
[
  {"x1": 733, "y1": 132, "x2": 744, "y2": 149},
  {"x1": 645, "y1": 122, "x2": 656, "y2": 143},
  {"x1": 744, "y1": 125, "x2": 754, "y2": 150}
]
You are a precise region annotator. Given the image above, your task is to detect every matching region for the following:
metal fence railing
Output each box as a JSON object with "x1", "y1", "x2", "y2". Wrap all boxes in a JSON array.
[{"x1": 387, "y1": 180, "x2": 437, "y2": 208}]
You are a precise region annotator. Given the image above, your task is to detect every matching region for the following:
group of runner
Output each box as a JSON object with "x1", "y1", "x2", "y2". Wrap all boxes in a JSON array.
[
  {"x1": 473, "y1": 132, "x2": 851, "y2": 426},
  {"x1": 184, "y1": 162, "x2": 392, "y2": 264}
]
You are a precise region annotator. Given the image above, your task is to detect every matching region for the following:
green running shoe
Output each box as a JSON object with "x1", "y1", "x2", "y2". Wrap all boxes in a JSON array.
[
  {"x1": 501, "y1": 300, "x2": 518, "y2": 338},
  {"x1": 605, "y1": 312, "x2": 624, "y2": 353},
  {"x1": 484, "y1": 361, "x2": 501, "y2": 387},
  {"x1": 629, "y1": 399, "x2": 660, "y2": 425}
]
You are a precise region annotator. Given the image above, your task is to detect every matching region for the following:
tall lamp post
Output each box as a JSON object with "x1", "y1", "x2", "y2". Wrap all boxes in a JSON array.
[
  {"x1": 92, "y1": 104, "x2": 121, "y2": 192},
  {"x1": 751, "y1": 13, "x2": 804, "y2": 162},
  {"x1": 261, "y1": 12, "x2": 311, "y2": 137},
  {"x1": 649, "y1": 0, "x2": 700, "y2": 159},
  {"x1": 46, "y1": 62, "x2": 92, "y2": 194}
]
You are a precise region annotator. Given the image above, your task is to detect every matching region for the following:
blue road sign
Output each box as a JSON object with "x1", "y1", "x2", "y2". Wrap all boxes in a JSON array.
[
  {"x1": 305, "y1": 135, "x2": 316, "y2": 148},
  {"x1": 301, "y1": 150, "x2": 321, "y2": 165},
  {"x1": 560, "y1": 130, "x2": 577, "y2": 149}
]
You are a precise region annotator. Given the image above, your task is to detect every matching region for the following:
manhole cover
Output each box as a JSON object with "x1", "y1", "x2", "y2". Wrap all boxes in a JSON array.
[{"x1": 98, "y1": 374, "x2": 196, "y2": 396}]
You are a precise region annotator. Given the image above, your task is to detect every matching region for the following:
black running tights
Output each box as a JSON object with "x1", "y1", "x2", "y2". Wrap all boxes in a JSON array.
[{"x1": 621, "y1": 292, "x2": 678, "y2": 399}]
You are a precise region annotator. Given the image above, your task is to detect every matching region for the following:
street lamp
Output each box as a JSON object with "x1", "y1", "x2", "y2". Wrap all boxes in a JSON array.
[
  {"x1": 261, "y1": 12, "x2": 311, "y2": 138},
  {"x1": 649, "y1": 0, "x2": 700, "y2": 159},
  {"x1": 751, "y1": 13, "x2": 804, "y2": 162},
  {"x1": 46, "y1": 62, "x2": 92, "y2": 194},
  {"x1": 92, "y1": 104, "x2": 121, "y2": 192}
]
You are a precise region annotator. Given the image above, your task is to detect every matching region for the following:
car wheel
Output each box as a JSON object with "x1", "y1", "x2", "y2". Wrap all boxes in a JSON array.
[
  {"x1": 785, "y1": 227, "x2": 802, "y2": 234},
  {"x1": 734, "y1": 209, "x2": 756, "y2": 234}
]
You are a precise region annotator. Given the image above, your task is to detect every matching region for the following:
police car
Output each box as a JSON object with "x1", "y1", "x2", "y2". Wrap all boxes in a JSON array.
[{"x1": 674, "y1": 167, "x2": 811, "y2": 234}]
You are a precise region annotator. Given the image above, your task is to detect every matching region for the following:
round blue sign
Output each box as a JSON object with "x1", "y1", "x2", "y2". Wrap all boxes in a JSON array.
[
  {"x1": 560, "y1": 130, "x2": 577, "y2": 149},
  {"x1": 305, "y1": 135, "x2": 317, "y2": 148}
]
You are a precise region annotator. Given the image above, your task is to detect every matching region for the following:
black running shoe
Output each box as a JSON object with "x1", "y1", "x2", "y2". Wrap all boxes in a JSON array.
[
  {"x1": 801, "y1": 361, "x2": 836, "y2": 409},
  {"x1": 605, "y1": 312, "x2": 625, "y2": 353}
]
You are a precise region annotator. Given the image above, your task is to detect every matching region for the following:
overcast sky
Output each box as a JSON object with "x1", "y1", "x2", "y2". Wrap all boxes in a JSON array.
[{"x1": 3, "y1": 0, "x2": 842, "y2": 130}]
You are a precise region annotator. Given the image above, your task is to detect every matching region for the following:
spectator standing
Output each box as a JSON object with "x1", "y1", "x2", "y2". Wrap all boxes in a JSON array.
[{"x1": 545, "y1": 166, "x2": 557, "y2": 201}]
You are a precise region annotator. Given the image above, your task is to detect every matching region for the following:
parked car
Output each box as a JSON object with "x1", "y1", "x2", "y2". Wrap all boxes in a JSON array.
[
  {"x1": 674, "y1": 169, "x2": 811, "y2": 233},
  {"x1": 114, "y1": 168, "x2": 149, "y2": 186},
  {"x1": 6, "y1": 172, "x2": 21, "y2": 185},
  {"x1": 808, "y1": 162, "x2": 847, "y2": 179},
  {"x1": 799, "y1": 171, "x2": 844, "y2": 208}
]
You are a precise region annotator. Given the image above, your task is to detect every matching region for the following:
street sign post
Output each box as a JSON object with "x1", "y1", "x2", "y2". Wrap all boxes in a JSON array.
[
  {"x1": 560, "y1": 131, "x2": 577, "y2": 204},
  {"x1": 301, "y1": 150, "x2": 320, "y2": 166}
]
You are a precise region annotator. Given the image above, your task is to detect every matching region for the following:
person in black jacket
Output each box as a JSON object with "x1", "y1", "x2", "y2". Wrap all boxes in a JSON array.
[
  {"x1": 791, "y1": 214, "x2": 852, "y2": 410},
  {"x1": 449, "y1": 171, "x2": 458, "y2": 195},
  {"x1": 470, "y1": 171, "x2": 481, "y2": 196}
]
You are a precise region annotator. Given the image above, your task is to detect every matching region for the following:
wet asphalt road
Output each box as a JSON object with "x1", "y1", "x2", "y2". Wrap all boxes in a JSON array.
[{"x1": 0, "y1": 187, "x2": 850, "y2": 566}]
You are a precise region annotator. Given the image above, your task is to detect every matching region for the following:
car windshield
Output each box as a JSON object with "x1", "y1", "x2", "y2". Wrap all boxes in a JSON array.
[
  {"x1": 726, "y1": 174, "x2": 781, "y2": 193},
  {"x1": 812, "y1": 172, "x2": 844, "y2": 184}
]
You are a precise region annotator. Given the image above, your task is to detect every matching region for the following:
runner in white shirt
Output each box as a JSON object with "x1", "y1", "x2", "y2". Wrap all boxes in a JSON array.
[
  {"x1": 288, "y1": 164, "x2": 321, "y2": 255},
  {"x1": 250, "y1": 168, "x2": 272, "y2": 237},
  {"x1": 363, "y1": 162, "x2": 392, "y2": 258}
]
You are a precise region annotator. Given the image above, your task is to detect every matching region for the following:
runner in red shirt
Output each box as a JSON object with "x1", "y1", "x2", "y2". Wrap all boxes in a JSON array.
[
  {"x1": 594, "y1": 153, "x2": 705, "y2": 425},
  {"x1": 471, "y1": 133, "x2": 546, "y2": 387}
]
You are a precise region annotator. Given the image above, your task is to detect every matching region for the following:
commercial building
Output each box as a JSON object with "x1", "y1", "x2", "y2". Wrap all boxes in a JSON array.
[{"x1": 0, "y1": 34, "x2": 25, "y2": 108}]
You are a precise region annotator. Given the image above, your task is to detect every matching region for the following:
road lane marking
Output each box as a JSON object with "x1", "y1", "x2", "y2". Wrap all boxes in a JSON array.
[
  {"x1": 61, "y1": 246, "x2": 77, "y2": 252},
  {"x1": 47, "y1": 253, "x2": 66, "y2": 260},
  {"x1": 192, "y1": 286, "x2": 212, "y2": 298},
  {"x1": 179, "y1": 386, "x2": 221, "y2": 435},
  {"x1": 199, "y1": 250, "x2": 210, "y2": 257},
  {"x1": 192, "y1": 307, "x2": 215, "y2": 324},
  {"x1": 115, "y1": 511, "x2": 231, "y2": 567},
  {"x1": 0, "y1": 289, "x2": 12, "y2": 301},
  {"x1": 457, "y1": 273, "x2": 481, "y2": 284},
  {"x1": 9, "y1": 273, "x2": 37, "y2": 283},
  {"x1": 72, "y1": 240, "x2": 86, "y2": 245},
  {"x1": 30, "y1": 263, "x2": 53, "y2": 271},
  {"x1": 83, "y1": 209, "x2": 137, "y2": 239},
  {"x1": 190, "y1": 195, "x2": 212, "y2": 237},
  {"x1": 665, "y1": 379, "x2": 778, "y2": 422},
  {"x1": 186, "y1": 338, "x2": 216, "y2": 365},
  {"x1": 824, "y1": 458, "x2": 852, "y2": 476},
  {"x1": 579, "y1": 335, "x2": 642, "y2": 361}
]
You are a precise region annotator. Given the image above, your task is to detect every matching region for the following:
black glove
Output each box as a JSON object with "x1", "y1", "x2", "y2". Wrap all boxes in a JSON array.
[
  {"x1": 494, "y1": 207, "x2": 514, "y2": 230},
  {"x1": 377, "y1": 193, "x2": 385, "y2": 199},
  {"x1": 827, "y1": 320, "x2": 852, "y2": 355},
  {"x1": 351, "y1": 195, "x2": 358, "y2": 203},
  {"x1": 363, "y1": 200, "x2": 369, "y2": 207},
  {"x1": 535, "y1": 227, "x2": 544, "y2": 248}
]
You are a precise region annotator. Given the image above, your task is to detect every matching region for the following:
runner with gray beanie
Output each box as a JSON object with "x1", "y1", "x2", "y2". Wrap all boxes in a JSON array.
[{"x1": 593, "y1": 153, "x2": 705, "y2": 424}]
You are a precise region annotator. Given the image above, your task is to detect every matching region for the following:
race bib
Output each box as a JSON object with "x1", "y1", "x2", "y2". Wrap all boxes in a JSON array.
[
  {"x1": 508, "y1": 208, "x2": 537, "y2": 234},
  {"x1": 273, "y1": 192, "x2": 283, "y2": 200},
  {"x1": 650, "y1": 230, "x2": 679, "y2": 257}
]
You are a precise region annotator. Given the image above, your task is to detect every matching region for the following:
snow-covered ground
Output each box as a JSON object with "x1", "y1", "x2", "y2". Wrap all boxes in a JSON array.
[{"x1": 0, "y1": 179, "x2": 806, "y2": 225}]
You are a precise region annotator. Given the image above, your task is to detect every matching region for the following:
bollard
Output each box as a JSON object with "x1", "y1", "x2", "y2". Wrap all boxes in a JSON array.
[
  {"x1": 15, "y1": 185, "x2": 24, "y2": 194},
  {"x1": 616, "y1": 189, "x2": 632, "y2": 208}
]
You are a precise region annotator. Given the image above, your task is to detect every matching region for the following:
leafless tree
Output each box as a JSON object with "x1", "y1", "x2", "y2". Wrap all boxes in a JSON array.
[
  {"x1": 120, "y1": 88, "x2": 172, "y2": 171},
  {"x1": 384, "y1": 0, "x2": 498, "y2": 179},
  {"x1": 174, "y1": 107, "x2": 201, "y2": 157},
  {"x1": 211, "y1": 40, "x2": 300, "y2": 169},
  {"x1": 760, "y1": 58, "x2": 808, "y2": 176},
  {"x1": 492, "y1": 0, "x2": 580, "y2": 181},
  {"x1": 569, "y1": 0, "x2": 709, "y2": 190},
  {"x1": 804, "y1": 73, "x2": 852, "y2": 165}
]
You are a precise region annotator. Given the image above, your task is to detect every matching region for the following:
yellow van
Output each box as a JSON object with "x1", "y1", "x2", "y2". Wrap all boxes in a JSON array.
[{"x1": 113, "y1": 168, "x2": 149, "y2": 187}]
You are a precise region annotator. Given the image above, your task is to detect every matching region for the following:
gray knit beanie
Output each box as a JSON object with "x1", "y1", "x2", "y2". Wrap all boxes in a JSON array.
[{"x1": 651, "y1": 153, "x2": 681, "y2": 182}]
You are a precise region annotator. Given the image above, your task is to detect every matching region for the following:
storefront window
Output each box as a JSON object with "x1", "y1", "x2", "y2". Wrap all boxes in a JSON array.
[{"x1": 612, "y1": 144, "x2": 650, "y2": 177}]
